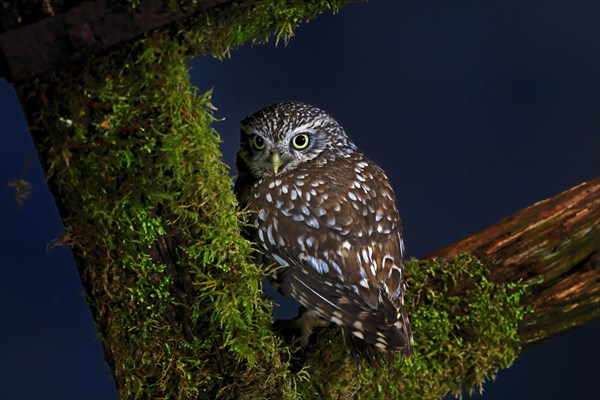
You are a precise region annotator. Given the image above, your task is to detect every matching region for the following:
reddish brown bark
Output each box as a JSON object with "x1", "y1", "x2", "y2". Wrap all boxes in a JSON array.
[{"x1": 428, "y1": 177, "x2": 600, "y2": 348}]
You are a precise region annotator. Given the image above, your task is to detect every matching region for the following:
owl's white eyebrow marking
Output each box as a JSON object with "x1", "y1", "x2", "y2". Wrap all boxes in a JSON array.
[{"x1": 286, "y1": 124, "x2": 318, "y2": 138}]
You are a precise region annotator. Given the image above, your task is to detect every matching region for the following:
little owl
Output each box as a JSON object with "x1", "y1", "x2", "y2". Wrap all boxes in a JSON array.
[{"x1": 235, "y1": 102, "x2": 413, "y2": 363}]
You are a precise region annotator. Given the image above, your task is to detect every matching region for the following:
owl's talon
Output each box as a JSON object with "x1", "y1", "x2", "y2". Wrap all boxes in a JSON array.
[{"x1": 296, "y1": 309, "x2": 331, "y2": 346}]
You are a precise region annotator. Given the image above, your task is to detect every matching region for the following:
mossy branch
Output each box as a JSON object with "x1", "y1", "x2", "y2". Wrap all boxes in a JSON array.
[
  {"x1": 5, "y1": 0, "x2": 599, "y2": 398},
  {"x1": 428, "y1": 177, "x2": 600, "y2": 349}
]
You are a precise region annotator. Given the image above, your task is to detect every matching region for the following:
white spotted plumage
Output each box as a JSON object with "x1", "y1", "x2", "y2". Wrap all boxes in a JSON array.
[{"x1": 235, "y1": 102, "x2": 413, "y2": 364}]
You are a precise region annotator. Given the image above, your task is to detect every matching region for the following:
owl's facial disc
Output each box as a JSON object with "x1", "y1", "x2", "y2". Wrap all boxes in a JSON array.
[
  {"x1": 239, "y1": 118, "x2": 322, "y2": 178},
  {"x1": 239, "y1": 102, "x2": 358, "y2": 180}
]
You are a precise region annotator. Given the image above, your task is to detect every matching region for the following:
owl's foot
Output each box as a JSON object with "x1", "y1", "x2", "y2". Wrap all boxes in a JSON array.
[
  {"x1": 294, "y1": 309, "x2": 331, "y2": 347},
  {"x1": 274, "y1": 307, "x2": 331, "y2": 347}
]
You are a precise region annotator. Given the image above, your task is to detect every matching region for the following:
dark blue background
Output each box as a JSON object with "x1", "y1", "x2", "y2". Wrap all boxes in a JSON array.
[{"x1": 1, "y1": 1, "x2": 598, "y2": 398}]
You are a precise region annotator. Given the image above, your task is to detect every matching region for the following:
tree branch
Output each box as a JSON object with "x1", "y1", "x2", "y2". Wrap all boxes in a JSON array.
[
  {"x1": 427, "y1": 177, "x2": 600, "y2": 348},
  {"x1": 0, "y1": 0, "x2": 234, "y2": 82}
]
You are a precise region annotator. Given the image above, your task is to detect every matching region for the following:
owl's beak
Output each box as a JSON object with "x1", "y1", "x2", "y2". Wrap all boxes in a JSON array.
[{"x1": 270, "y1": 153, "x2": 282, "y2": 175}]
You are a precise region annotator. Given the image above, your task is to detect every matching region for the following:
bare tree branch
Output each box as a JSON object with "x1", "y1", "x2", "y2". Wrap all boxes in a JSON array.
[{"x1": 0, "y1": 0, "x2": 234, "y2": 82}]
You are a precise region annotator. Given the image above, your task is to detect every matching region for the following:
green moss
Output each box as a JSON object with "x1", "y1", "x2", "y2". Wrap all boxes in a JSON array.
[
  {"x1": 14, "y1": 0, "x2": 529, "y2": 398},
  {"x1": 297, "y1": 255, "x2": 529, "y2": 399},
  {"x1": 36, "y1": 36, "x2": 289, "y2": 398},
  {"x1": 180, "y1": 0, "x2": 349, "y2": 58},
  {"x1": 15, "y1": 1, "x2": 350, "y2": 398}
]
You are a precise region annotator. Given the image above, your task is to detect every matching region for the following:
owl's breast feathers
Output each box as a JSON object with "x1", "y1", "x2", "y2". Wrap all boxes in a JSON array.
[{"x1": 237, "y1": 151, "x2": 413, "y2": 357}]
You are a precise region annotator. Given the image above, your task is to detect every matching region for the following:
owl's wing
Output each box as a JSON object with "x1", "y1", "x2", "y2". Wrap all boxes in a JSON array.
[{"x1": 253, "y1": 155, "x2": 411, "y2": 353}]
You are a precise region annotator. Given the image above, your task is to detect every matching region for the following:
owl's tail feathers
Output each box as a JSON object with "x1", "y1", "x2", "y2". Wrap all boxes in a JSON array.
[
  {"x1": 380, "y1": 295, "x2": 413, "y2": 356},
  {"x1": 342, "y1": 297, "x2": 413, "y2": 368}
]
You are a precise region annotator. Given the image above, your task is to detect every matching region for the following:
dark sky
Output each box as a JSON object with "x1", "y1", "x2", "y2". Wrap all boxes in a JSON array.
[{"x1": 1, "y1": 1, "x2": 599, "y2": 399}]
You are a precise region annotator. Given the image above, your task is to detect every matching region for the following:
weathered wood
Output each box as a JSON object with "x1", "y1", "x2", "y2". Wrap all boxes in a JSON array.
[
  {"x1": 428, "y1": 177, "x2": 600, "y2": 348},
  {"x1": 0, "y1": 0, "x2": 232, "y2": 82}
]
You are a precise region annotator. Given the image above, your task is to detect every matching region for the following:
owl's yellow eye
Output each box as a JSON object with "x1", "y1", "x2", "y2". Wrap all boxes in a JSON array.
[
  {"x1": 251, "y1": 135, "x2": 266, "y2": 150},
  {"x1": 292, "y1": 133, "x2": 310, "y2": 150}
]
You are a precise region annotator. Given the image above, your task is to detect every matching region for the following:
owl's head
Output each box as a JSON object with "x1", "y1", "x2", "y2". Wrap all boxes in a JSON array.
[{"x1": 238, "y1": 102, "x2": 357, "y2": 179}]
